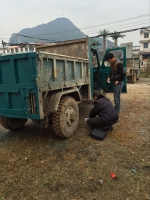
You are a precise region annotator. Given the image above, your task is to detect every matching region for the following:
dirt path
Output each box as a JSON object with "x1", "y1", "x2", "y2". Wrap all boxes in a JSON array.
[{"x1": 0, "y1": 78, "x2": 150, "y2": 200}]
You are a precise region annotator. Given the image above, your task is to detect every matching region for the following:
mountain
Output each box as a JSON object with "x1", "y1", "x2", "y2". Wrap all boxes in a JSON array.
[
  {"x1": 9, "y1": 17, "x2": 115, "y2": 51},
  {"x1": 9, "y1": 18, "x2": 87, "y2": 44}
]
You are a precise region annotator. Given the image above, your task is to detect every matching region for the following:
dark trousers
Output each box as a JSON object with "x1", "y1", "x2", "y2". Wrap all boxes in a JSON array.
[
  {"x1": 113, "y1": 81, "x2": 124, "y2": 113},
  {"x1": 87, "y1": 117, "x2": 118, "y2": 129}
]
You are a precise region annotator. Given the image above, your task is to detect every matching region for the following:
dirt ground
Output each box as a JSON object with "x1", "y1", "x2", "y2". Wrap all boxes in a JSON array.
[{"x1": 0, "y1": 78, "x2": 150, "y2": 200}]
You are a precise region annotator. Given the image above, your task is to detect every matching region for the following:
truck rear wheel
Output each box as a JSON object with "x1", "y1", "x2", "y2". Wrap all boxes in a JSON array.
[
  {"x1": 0, "y1": 117, "x2": 27, "y2": 131},
  {"x1": 52, "y1": 97, "x2": 79, "y2": 138}
]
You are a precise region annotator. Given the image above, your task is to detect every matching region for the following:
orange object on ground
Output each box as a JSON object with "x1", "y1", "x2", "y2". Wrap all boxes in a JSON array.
[{"x1": 110, "y1": 173, "x2": 117, "y2": 179}]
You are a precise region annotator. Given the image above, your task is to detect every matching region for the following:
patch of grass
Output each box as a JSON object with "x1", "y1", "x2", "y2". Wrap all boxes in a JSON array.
[
  {"x1": 0, "y1": 79, "x2": 150, "y2": 200},
  {"x1": 140, "y1": 66, "x2": 150, "y2": 77}
]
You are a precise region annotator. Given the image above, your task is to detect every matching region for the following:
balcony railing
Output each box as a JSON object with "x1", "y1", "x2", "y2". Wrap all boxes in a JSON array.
[
  {"x1": 140, "y1": 49, "x2": 150, "y2": 52},
  {"x1": 139, "y1": 39, "x2": 150, "y2": 43}
]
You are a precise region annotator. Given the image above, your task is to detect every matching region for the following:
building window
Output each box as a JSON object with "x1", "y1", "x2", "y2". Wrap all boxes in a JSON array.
[
  {"x1": 29, "y1": 45, "x2": 34, "y2": 51},
  {"x1": 143, "y1": 43, "x2": 148, "y2": 48},
  {"x1": 144, "y1": 33, "x2": 149, "y2": 38}
]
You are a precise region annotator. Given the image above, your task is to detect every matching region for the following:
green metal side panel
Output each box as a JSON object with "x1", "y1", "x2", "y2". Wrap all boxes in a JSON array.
[
  {"x1": 0, "y1": 50, "x2": 90, "y2": 120},
  {"x1": 0, "y1": 52, "x2": 40, "y2": 119}
]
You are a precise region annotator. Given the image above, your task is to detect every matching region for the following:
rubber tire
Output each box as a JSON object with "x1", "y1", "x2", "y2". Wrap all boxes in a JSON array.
[
  {"x1": 0, "y1": 117, "x2": 27, "y2": 131},
  {"x1": 52, "y1": 97, "x2": 79, "y2": 138}
]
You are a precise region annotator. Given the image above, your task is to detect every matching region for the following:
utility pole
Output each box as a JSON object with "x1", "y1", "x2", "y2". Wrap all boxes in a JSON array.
[
  {"x1": 17, "y1": 34, "x2": 20, "y2": 44},
  {"x1": 2, "y1": 40, "x2": 5, "y2": 55}
]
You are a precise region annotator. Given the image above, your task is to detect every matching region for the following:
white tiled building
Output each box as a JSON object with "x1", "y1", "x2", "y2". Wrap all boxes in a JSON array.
[
  {"x1": 0, "y1": 44, "x2": 35, "y2": 55},
  {"x1": 139, "y1": 29, "x2": 150, "y2": 60}
]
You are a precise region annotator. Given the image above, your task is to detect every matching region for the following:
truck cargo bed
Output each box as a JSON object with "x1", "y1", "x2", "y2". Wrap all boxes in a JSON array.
[{"x1": 0, "y1": 51, "x2": 89, "y2": 119}]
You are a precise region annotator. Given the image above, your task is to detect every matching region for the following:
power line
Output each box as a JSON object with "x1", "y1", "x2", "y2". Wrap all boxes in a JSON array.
[
  {"x1": 13, "y1": 14, "x2": 149, "y2": 38},
  {"x1": 108, "y1": 40, "x2": 113, "y2": 48},
  {"x1": 4, "y1": 25, "x2": 148, "y2": 45},
  {"x1": 1, "y1": 14, "x2": 148, "y2": 39},
  {"x1": 9, "y1": 34, "x2": 19, "y2": 44},
  {"x1": 0, "y1": 14, "x2": 149, "y2": 44},
  {"x1": 29, "y1": 14, "x2": 150, "y2": 36},
  {"x1": 2, "y1": 23, "x2": 149, "y2": 45},
  {"x1": 87, "y1": 20, "x2": 149, "y2": 36},
  {"x1": 92, "y1": 26, "x2": 150, "y2": 38},
  {"x1": 1, "y1": 14, "x2": 150, "y2": 44},
  {"x1": 18, "y1": 34, "x2": 71, "y2": 42},
  {"x1": 7, "y1": 19, "x2": 147, "y2": 43},
  {"x1": 80, "y1": 14, "x2": 149, "y2": 30},
  {"x1": 18, "y1": 22, "x2": 149, "y2": 42},
  {"x1": 0, "y1": 19, "x2": 148, "y2": 41}
]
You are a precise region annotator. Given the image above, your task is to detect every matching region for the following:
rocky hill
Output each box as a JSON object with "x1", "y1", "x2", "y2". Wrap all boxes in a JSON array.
[
  {"x1": 9, "y1": 18, "x2": 86, "y2": 44},
  {"x1": 9, "y1": 17, "x2": 115, "y2": 50}
]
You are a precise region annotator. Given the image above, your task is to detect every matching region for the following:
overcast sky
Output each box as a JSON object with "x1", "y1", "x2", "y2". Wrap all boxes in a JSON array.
[{"x1": 0, "y1": 0, "x2": 150, "y2": 46}]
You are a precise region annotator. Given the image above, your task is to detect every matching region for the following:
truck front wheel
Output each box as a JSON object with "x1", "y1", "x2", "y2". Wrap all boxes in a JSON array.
[
  {"x1": 0, "y1": 117, "x2": 27, "y2": 131},
  {"x1": 52, "y1": 97, "x2": 79, "y2": 138}
]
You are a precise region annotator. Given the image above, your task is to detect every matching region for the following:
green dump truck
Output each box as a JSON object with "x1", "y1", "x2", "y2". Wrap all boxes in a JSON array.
[{"x1": 0, "y1": 37, "x2": 127, "y2": 138}]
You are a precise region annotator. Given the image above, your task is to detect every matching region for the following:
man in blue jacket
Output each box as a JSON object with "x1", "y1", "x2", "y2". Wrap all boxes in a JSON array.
[{"x1": 87, "y1": 90, "x2": 119, "y2": 130}]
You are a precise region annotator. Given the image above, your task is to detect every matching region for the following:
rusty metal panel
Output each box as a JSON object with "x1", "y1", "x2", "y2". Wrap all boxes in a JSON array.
[
  {"x1": 35, "y1": 38, "x2": 88, "y2": 59},
  {"x1": 36, "y1": 52, "x2": 89, "y2": 91},
  {"x1": 44, "y1": 87, "x2": 82, "y2": 113}
]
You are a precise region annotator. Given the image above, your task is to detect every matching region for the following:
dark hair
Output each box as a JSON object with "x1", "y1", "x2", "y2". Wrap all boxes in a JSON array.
[
  {"x1": 92, "y1": 90, "x2": 101, "y2": 98},
  {"x1": 105, "y1": 52, "x2": 115, "y2": 61}
]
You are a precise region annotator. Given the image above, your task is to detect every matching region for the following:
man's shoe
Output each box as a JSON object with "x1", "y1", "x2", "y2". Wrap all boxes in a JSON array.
[
  {"x1": 103, "y1": 126, "x2": 109, "y2": 131},
  {"x1": 109, "y1": 125, "x2": 113, "y2": 130},
  {"x1": 103, "y1": 125, "x2": 113, "y2": 131}
]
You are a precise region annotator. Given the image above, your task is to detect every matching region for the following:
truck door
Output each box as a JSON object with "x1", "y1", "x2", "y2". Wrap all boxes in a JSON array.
[
  {"x1": 91, "y1": 47, "x2": 101, "y2": 92},
  {"x1": 99, "y1": 47, "x2": 127, "y2": 93}
]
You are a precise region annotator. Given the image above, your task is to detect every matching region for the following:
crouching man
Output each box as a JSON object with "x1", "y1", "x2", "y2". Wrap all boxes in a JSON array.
[{"x1": 87, "y1": 90, "x2": 119, "y2": 130}]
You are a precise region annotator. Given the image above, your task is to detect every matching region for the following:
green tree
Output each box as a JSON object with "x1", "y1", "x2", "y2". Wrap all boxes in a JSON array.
[
  {"x1": 98, "y1": 29, "x2": 109, "y2": 52},
  {"x1": 110, "y1": 31, "x2": 125, "y2": 47}
]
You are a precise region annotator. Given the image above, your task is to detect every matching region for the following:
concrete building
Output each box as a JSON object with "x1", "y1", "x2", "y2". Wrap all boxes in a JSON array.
[
  {"x1": 0, "y1": 44, "x2": 35, "y2": 55},
  {"x1": 132, "y1": 45, "x2": 140, "y2": 57},
  {"x1": 139, "y1": 29, "x2": 150, "y2": 62},
  {"x1": 0, "y1": 45, "x2": 5, "y2": 55}
]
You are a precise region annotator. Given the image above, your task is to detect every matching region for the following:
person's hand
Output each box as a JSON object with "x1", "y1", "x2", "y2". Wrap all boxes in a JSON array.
[
  {"x1": 115, "y1": 80, "x2": 119, "y2": 85},
  {"x1": 107, "y1": 77, "x2": 110, "y2": 82}
]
